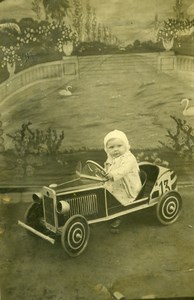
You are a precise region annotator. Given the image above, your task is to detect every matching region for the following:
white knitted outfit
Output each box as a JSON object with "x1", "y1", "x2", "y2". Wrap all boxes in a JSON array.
[{"x1": 104, "y1": 130, "x2": 142, "y2": 206}]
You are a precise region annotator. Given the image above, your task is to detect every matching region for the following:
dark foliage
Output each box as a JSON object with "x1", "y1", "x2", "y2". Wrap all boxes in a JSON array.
[
  {"x1": 159, "y1": 115, "x2": 194, "y2": 159},
  {"x1": 75, "y1": 41, "x2": 120, "y2": 56},
  {"x1": 6, "y1": 122, "x2": 65, "y2": 178},
  {"x1": 7, "y1": 122, "x2": 65, "y2": 156}
]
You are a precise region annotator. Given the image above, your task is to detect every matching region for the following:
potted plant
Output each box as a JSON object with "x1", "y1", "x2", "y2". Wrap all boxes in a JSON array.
[
  {"x1": 157, "y1": 19, "x2": 179, "y2": 51},
  {"x1": 0, "y1": 45, "x2": 21, "y2": 76},
  {"x1": 157, "y1": 18, "x2": 194, "y2": 51},
  {"x1": 49, "y1": 22, "x2": 78, "y2": 56}
]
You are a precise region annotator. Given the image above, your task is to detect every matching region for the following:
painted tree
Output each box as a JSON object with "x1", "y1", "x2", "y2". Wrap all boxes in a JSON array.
[
  {"x1": 32, "y1": 0, "x2": 41, "y2": 20},
  {"x1": 133, "y1": 39, "x2": 141, "y2": 48},
  {"x1": 108, "y1": 28, "x2": 113, "y2": 45},
  {"x1": 91, "y1": 8, "x2": 97, "y2": 41},
  {"x1": 0, "y1": 119, "x2": 4, "y2": 153},
  {"x1": 103, "y1": 25, "x2": 109, "y2": 43},
  {"x1": 42, "y1": 0, "x2": 70, "y2": 24},
  {"x1": 72, "y1": 0, "x2": 83, "y2": 41},
  {"x1": 97, "y1": 22, "x2": 102, "y2": 42},
  {"x1": 173, "y1": 0, "x2": 184, "y2": 20},
  {"x1": 114, "y1": 36, "x2": 120, "y2": 46},
  {"x1": 85, "y1": 0, "x2": 92, "y2": 41},
  {"x1": 102, "y1": 25, "x2": 113, "y2": 44}
]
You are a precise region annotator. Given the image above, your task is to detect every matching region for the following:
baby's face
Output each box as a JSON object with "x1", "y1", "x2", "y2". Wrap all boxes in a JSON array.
[{"x1": 106, "y1": 138, "x2": 126, "y2": 158}]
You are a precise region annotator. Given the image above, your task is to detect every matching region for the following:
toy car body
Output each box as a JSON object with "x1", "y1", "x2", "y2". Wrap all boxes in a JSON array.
[{"x1": 18, "y1": 160, "x2": 182, "y2": 257}]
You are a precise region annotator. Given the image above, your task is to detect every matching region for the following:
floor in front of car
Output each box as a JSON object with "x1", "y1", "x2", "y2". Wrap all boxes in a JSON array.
[{"x1": 0, "y1": 186, "x2": 194, "y2": 300}]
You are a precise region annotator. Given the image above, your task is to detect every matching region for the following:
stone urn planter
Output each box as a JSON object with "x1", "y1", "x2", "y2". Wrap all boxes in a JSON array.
[
  {"x1": 162, "y1": 38, "x2": 174, "y2": 51},
  {"x1": 7, "y1": 61, "x2": 16, "y2": 77},
  {"x1": 62, "y1": 42, "x2": 73, "y2": 56}
]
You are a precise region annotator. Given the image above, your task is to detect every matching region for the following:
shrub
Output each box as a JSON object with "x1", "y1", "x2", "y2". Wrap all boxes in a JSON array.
[
  {"x1": 159, "y1": 115, "x2": 194, "y2": 159},
  {"x1": 7, "y1": 122, "x2": 65, "y2": 177},
  {"x1": 7, "y1": 122, "x2": 65, "y2": 156}
]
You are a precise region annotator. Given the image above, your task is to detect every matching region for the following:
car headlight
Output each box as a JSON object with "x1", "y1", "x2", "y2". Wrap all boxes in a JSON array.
[
  {"x1": 32, "y1": 193, "x2": 43, "y2": 204},
  {"x1": 57, "y1": 201, "x2": 70, "y2": 214}
]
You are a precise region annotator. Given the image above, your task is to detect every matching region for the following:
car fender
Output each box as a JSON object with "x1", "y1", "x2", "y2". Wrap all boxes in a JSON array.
[{"x1": 150, "y1": 169, "x2": 177, "y2": 200}]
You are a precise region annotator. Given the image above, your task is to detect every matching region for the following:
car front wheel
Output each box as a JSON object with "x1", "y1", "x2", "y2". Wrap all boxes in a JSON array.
[
  {"x1": 61, "y1": 215, "x2": 90, "y2": 257},
  {"x1": 156, "y1": 191, "x2": 182, "y2": 225},
  {"x1": 24, "y1": 202, "x2": 45, "y2": 235}
]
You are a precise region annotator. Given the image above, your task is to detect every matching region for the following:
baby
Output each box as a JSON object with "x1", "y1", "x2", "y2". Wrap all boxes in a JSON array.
[{"x1": 104, "y1": 129, "x2": 142, "y2": 206}]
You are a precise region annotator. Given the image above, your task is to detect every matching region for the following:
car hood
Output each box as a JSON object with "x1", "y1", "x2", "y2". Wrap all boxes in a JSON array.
[{"x1": 48, "y1": 177, "x2": 104, "y2": 194}]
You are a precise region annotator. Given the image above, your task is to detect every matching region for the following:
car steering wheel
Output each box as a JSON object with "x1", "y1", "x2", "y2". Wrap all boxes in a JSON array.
[{"x1": 86, "y1": 160, "x2": 107, "y2": 179}]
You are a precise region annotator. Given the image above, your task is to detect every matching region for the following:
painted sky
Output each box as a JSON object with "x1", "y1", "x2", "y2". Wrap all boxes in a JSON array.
[{"x1": 0, "y1": 0, "x2": 194, "y2": 44}]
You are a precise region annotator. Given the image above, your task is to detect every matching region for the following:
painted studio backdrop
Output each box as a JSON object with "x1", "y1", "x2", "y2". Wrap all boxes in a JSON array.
[{"x1": 0, "y1": 0, "x2": 194, "y2": 299}]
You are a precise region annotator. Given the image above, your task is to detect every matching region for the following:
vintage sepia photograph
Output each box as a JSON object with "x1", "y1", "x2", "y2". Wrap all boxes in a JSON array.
[{"x1": 0, "y1": 0, "x2": 194, "y2": 299}]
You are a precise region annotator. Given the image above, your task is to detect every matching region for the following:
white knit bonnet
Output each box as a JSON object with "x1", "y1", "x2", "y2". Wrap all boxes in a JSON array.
[{"x1": 104, "y1": 130, "x2": 130, "y2": 153}]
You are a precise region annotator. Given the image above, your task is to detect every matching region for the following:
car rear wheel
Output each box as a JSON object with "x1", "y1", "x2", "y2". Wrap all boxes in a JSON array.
[
  {"x1": 61, "y1": 215, "x2": 90, "y2": 257},
  {"x1": 156, "y1": 191, "x2": 182, "y2": 225},
  {"x1": 24, "y1": 202, "x2": 45, "y2": 235}
]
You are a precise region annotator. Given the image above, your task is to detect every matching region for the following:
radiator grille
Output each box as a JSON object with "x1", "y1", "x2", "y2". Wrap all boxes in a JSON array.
[
  {"x1": 66, "y1": 194, "x2": 98, "y2": 217},
  {"x1": 44, "y1": 196, "x2": 55, "y2": 226}
]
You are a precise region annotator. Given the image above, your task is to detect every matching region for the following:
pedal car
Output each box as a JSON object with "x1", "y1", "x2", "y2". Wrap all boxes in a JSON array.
[{"x1": 18, "y1": 160, "x2": 182, "y2": 257}]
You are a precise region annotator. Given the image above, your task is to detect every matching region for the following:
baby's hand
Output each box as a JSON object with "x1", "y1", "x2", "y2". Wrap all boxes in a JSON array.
[{"x1": 105, "y1": 172, "x2": 114, "y2": 181}]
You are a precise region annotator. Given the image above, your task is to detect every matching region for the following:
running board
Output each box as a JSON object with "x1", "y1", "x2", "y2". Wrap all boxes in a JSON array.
[{"x1": 18, "y1": 220, "x2": 55, "y2": 244}]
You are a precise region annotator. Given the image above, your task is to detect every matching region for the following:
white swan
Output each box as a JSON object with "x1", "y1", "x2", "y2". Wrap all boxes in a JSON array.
[
  {"x1": 59, "y1": 86, "x2": 72, "y2": 96},
  {"x1": 181, "y1": 98, "x2": 194, "y2": 116}
]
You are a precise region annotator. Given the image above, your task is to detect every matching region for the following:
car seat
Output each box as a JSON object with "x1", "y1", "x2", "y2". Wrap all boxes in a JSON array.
[{"x1": 135, "y1": 170, "x2": 147, "y2": 200}]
